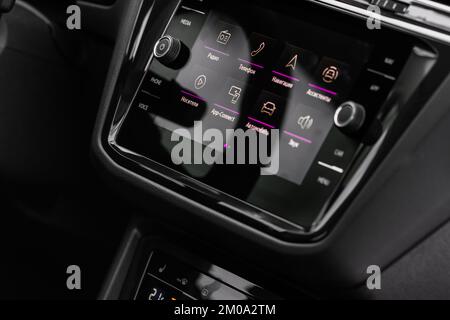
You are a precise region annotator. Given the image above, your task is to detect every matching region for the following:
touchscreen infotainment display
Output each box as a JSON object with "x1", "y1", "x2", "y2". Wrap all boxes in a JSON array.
[
  {"x1": 115, "y1": 0, "x2": 405, "y2": 228},
  {"x1": 147, "y1": 5, "x2": 368, "y2": 184}
]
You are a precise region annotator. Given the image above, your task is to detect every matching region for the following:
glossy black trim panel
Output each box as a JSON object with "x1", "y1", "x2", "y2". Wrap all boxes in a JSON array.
[{"x1": 100, "y1": 221, "x2": 309, "y2": 300}]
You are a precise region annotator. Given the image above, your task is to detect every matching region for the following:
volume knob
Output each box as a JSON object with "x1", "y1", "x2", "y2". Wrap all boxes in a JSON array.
[
  {"x1": 334, "y1": 101, "x2": 366, "y2": 134},
  {"x1": 154, "y1": 35, "x2": 183, "y2": 67}
]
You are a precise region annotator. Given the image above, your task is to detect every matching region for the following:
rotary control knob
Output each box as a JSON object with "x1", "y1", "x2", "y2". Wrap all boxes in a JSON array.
[
  {"x1": 154, "y1": 35, "x2": 184, "y2": 68},
  {"x1": 334, "y1": 101, "x2": 367, "y2": 134}
]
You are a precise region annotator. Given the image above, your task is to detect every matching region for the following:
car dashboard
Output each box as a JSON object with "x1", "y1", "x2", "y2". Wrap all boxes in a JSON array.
[
  {"x1": 90, "y1": 0, "x2": 450, "y2": 300},
  {"x1": 1, "y1": 0, "x2": 450, "y2": 301}
]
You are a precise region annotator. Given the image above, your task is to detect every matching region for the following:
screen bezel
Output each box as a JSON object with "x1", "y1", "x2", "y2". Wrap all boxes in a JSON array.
[{"x1": 105, "y1": 0, "x2": 417, "y2": 241}]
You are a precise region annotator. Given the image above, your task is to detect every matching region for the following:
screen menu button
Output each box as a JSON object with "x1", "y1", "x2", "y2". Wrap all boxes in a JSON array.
[{"x1": 313, "y1": 57, "x2": 352, "y2": 95}]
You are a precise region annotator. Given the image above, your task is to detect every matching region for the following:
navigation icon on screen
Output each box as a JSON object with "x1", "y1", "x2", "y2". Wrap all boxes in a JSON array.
[{"x1": 286, "y1": 54, "x2": 298, "y2": 70}]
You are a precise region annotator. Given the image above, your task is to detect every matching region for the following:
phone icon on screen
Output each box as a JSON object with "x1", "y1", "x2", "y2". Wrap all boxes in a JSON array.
[{"x1": 251, "y1": 42, "x2": 266, "y2": 57}]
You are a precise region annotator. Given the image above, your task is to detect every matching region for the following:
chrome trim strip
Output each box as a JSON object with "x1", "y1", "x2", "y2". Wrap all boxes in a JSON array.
[
  {"x1": 411, "y1": 0, "x2": 450, "y2": 14},
  {"x1": 181, "y1": 5, "x2": 206, "y2": 15},
  {"x1": 16, "y1": 0, "x2": 53, "y2": 26},
  {"x1": 309, "y1": 0, "x2": 450, "y2": 44},
  {"x1": 367, "y1": 68, "x2": 397, "y2": 80}
]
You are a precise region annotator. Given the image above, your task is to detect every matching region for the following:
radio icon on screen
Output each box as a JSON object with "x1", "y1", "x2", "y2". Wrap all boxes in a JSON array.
[{"x1": 217, "y1": 30, "x2": 232, "y2": 45}]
